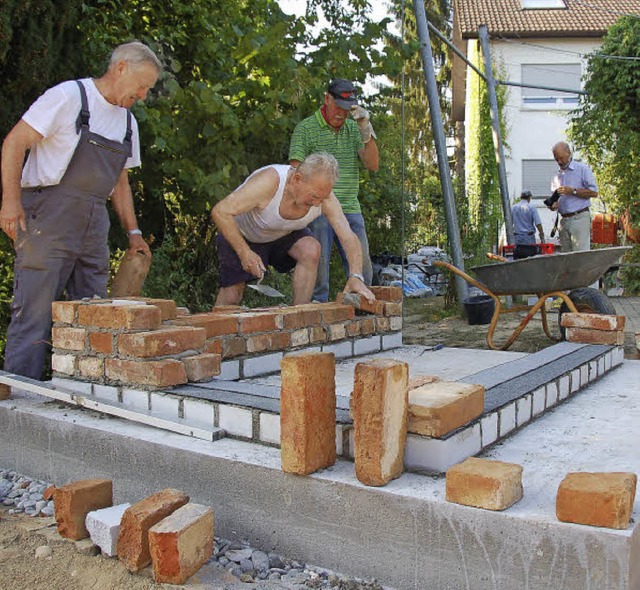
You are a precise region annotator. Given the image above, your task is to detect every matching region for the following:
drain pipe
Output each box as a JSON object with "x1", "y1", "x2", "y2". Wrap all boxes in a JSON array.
[{"x1": 412, "y1": 0, "x2": 467, "y2": 306}]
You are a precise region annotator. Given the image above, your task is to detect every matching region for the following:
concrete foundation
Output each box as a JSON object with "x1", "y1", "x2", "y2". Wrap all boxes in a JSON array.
[{"x1": 2, "y1": 357, "x2": 640, "y2": 589}]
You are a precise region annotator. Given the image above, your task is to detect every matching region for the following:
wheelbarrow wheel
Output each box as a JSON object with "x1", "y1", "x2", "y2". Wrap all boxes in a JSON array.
[{"x1": 557, "y1": 287, "x2": 616, "y2": 339}]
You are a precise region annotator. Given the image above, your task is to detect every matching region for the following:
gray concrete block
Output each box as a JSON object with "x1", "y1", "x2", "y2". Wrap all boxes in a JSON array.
[
  {"x1": 92, "y1": 384, "x2": 119, "y2": 404},
  {"x1": 381, "y1": 332, "x2": 403, "y2": 351},
  {"x1": 183, "y1": 399, "x2": 215, "y2": 430},
  {"x1": 531, "y1": 387, "x2": 545, "y2": 417},
  {"x1": 52, "y1": 377, "x2": 91, "y2": 395},
  {"x1": 243, "y1": 352, "x2": 283, "y2": 378},
  {"x1": 516, "y1": 394, "x2": 532, "y2": 427},
  {"x1": 499, "y1": 403, "x2": 516, "y2": 437},
  {"x1": 216, "y1": 361, "x2": 240, "y2": 381},
  {"x1": 404, "y1": 424, "x2": 481, "y2": 473},
  {"x1": 353, "y1": 336, "x2": 380, "y2": 356},
  {"x1": 121, "y1": 388, "x2": 149, "y2": 412},
  {"x1": 480, "y1": 412, "x2": 498, "y2": 447},
  {"x1": 322, "y1": 340, "x2": 353, "y2": 359},
  {"x1": 150, "y1": 392, "x2": 180, "y2": 420},
  {"x1": 545, "y1": 381, "x2": 559, "y2": 408}
]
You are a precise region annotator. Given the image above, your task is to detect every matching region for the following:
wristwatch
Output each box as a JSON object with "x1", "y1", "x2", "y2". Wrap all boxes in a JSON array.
[
  {"x1": 127, "y1": 228, "x2": 143, "y2": 237},
  {"x1": 572, "y1": 189, "x2": 577, "y2": 196},
  {"x1": 349, "y1": 273, "x2": 365, "y2": 282}
]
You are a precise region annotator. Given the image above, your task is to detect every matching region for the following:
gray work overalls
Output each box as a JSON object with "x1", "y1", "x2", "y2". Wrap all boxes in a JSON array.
[{"x1": 4, "y1": 80, "x2": 133, "y2": 379}]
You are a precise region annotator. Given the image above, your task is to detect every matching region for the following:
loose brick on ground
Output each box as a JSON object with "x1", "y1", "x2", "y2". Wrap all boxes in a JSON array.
[
  {"x1": 181, "y1": 353, "x2": 221, "y2": 382},
  {"x1": 280, "y1": 352, "x2": 336, "y2": 475},
  {"x1": 52, "y1": 326, "x2": 87, "y2": 351},
  {"x1": 53, "y1": 478, "x2": 113, "y2": 540},
  {"x1": 561, "y1": 312, "x2": 625, "y2": 331},
  {"x1": 566, "y1": 327, "x2": 625, "y2": 345},
  {"x1": 556, "y1": 472, "x2": 637, "y2": 529},
  {"x1": 446, "y1": 457, "x2": 523, "y2": 511},
  {"x1": 118, "y1": 326, "x2": 206, "y2": 358},
  {"x1": 105, "y1": 358, "x2": 187, "y2": 388},
  {"x1": 408, "y1": 381, "x2": 484, "y2": 437},
  {"x1": 148, "y1": 503, "x2": 214, "y2": 584},
  {"x1": 353, "y1": 359, "x2": 408, "y2": 486},
  {"x1": 77, "y1": 303, "x2": 161, "y2": 330},
  {"x1": 117, "y1": 488, "x2": 190, "y2": 572}
]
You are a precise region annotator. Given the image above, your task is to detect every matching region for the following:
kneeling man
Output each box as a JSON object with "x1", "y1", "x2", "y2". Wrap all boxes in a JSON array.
[{"x1": 211, "y1": 152, "x2": 374, "y2": 306}]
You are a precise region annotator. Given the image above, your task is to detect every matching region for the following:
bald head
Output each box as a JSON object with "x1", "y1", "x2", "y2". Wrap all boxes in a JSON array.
[{"x1": 552, "y1": 142, "x2": 572, "y2": 170}]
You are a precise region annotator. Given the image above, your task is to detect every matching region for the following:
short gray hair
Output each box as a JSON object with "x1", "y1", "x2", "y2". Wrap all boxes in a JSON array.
[
  {"x1": 296, "y1": 152, "x2": 339, "y2": 184},
  {"x1": 109, "y1": 41, "x2": 162, "y2": 72}
]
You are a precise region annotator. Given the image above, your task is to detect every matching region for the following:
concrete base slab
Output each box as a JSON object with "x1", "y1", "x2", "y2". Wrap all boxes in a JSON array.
[{"x1": 1, "y1": 360, "x2": 640, "y2": 590}]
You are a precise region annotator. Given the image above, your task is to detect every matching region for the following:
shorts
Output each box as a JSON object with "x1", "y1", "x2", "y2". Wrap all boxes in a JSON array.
[{"x1": 216, "y1": 228, "x2": 314, "y2": 287}]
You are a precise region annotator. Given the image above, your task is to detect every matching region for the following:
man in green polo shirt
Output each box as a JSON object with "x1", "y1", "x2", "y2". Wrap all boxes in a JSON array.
[{"x1": 289, "y1": 78, "x2": 379, "y2": 302}]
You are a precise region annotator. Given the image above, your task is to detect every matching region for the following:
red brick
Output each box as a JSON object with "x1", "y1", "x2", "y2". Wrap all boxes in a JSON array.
[
  {"x1": 238, "y1": 311, "x2": 283, "y2": 334},
  {"x1": 0, "y1": 384, "x2": 9, "y2": 400},
  {"x1": 118, "y1": 297, "x2": 177, "y2": 320},
  {"x1": 375, "y1": 316, "x2": 391, "y2": 332},
  {"x1": 52, "y1": 301, "x2": 82, "y2": 324},
  {"x1": 309, "y1": 325, "x2": 327, "y2": 343},
  {"x1": 290, "y1": 328, "x2": 310, "y2": 347},
  {"x1": 383, "y1": 302, "x2": 403, "y2": 317},
  {"x1": 353, "y1": 359, "x2": 408, "y2": 486},
  {"x1": 408, "y1": 375, "x2": 441, "y2": 390},
  {"x1": 173, "y1": 313, "x2": 238, "y2": 338},
  {"x1": 561, "y1": 312, "x2": 625, "y2": 331},
  {"x1": 346, "y1": 321, "x2": 360, "y2": 337},
  {"x1": 118, "y1": 326, "x2": 206, "y2": 358},
  {"x1": 211, "y1": 305, "x2": 245, "y2": 313},
  {"x1": 359, "y1": 317, "x2": 376, "y2": 335},
  {"x1": 222, "y1": 336, "x2": 246, "y2": 358},
  {"x1": 148, "y1": 503, "x2": 214, "y2": 584},
  {"x1": 556, "y1": 472, "x2": 637, "y2": 529},
  {"x1": 105, "y1": 358, "x2": 187, "y2": 388},
  {"x1": 204, "y1": 339, "x2": 223, "y2": 354},
  {"x1": 78, "y1": 357, "x2": 104, "y2": 379},
  {"x1": 182, "y1": 353, "x2": 221, "y2": 382},
  {"x1": 319, "y1": 303, "x2": 355, "y2": 323},
  {"x1": 117, "y1": 488, "x2": 189, "y2": 572},
  {"x1": 279, "y1": 305, "x2": 323, "y2": 329},
  {"x1": 369, "y1": 286, "x2": 403, "y2": 302},
  {"x1": 446, "y1": 458, "x2": 523, "y2": 511},
  {"x1": 52, "y1": 326, "x2": 86, "y2": 351},
  {"x1": 89, "y1": 331, "x2": 113, "y2": 354},
  {"x1": 77, "y1": 303, "x2": 161, "y2": 330},
  {"x1": 53, "y1": 479, "x2": 112, "y2": 540},
  {"x1": 566, "y1": 327, "x2": 624, "y2": 345},
  {"x1": 336, "y1": 292, "x2": 386, "y2": 315},
  {"x1": 43, "y1": 485, "x2": 56, "y2": 501},
  {"x1": 246, "y1": 332, "x2": 291, "y2": 353},
  {"x1": 280, "y1": 352, "x2": 336, "y2": 475}
]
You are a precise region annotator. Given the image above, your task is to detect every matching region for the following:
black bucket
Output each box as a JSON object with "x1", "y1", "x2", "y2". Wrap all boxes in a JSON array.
[{"x1": 463, "y1": 295, "x2": 495, "y2": 325}]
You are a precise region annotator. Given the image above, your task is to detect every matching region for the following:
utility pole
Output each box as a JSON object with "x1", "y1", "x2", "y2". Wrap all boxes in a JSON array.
[
  {"x1": 478, "y1": 24, "x2": 514, "y2": 245},
  {"x1": 413, "y1": 0, "x2": 468, "y2": 306}
]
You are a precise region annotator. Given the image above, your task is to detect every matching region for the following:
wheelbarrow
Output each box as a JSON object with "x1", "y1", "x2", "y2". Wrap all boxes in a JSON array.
[{"x1": 435, "y1": 246, "x2": 630, "y2": 350}]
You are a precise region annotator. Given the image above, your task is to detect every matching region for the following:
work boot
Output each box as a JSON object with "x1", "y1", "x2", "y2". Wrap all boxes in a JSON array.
[{"x1": 0, "y1": 383, "x2": 10, "y2": 400}]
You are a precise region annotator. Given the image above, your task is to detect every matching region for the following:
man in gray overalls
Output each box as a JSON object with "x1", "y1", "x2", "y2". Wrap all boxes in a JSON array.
[{"x1": 0, "y1": 41, "x2": 162, "y2": 384}]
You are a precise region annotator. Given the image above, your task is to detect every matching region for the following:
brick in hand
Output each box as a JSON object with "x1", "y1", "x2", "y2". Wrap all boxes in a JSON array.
[
  {"x1": 280, "y1": 352, "x2": 336, "y2": 475},
  {"x1": 53, "y1": 478, "x2": 113, "y2": 540},
  {"x1": 148, "y1": 503, "x2": 214, "y2": 584},
  {"x1": 117, "y1": 488, "x2": 190, "y2": 572},
  {"x1": 352, "y1": 359, "x2": 408, "y2": 486}
]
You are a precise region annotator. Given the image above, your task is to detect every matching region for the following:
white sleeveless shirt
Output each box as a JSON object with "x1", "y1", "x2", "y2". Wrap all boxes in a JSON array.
[{"x1": 234, "y1": 165, "x2": 322, "y2": 243}]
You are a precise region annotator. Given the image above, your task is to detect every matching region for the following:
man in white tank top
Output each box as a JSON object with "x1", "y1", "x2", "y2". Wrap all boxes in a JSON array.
[{"x1": 211, "y1": 153, "x2": 374, "y2": 306}]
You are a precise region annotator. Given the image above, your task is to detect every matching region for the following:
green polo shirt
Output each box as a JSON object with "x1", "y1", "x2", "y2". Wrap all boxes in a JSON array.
[{"x1": 288, "y1": 109, "x2": 365, "y2": 214}]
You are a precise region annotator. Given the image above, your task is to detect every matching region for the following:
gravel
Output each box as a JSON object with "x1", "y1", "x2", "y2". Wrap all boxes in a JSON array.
[{"x1": 0, "y1": 468, "x2": 387, "y2": 589}]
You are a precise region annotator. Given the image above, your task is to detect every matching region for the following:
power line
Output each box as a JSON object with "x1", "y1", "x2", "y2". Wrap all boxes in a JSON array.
[{"x1": 495, "y1": 35, "x2": 640, "y2": 60}]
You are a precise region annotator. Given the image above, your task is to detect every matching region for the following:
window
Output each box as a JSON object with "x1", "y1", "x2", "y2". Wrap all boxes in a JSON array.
[
  {"x1": 522, "y1": 159, "x2": 558, "y2": 198},
  {"x1": 522, "y1": 63, "x2": 581, "y2": 108},
  {"x1": 521, "y1": 0, "x2": 566, "y2": 8}
]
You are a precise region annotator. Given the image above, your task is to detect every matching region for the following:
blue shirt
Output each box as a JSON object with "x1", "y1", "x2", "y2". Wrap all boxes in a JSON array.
[
  {"x1": 512, "y1": 199, "x2": 542, "y2": 245},
  {"x1": 550, "y1": 159, "x2": 598, "y2": 215}
]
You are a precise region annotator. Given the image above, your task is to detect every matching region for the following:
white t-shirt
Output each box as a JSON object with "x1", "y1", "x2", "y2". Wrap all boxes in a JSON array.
[{"x1": 21, "y1": 78, "x2": 141, "y2": 188}]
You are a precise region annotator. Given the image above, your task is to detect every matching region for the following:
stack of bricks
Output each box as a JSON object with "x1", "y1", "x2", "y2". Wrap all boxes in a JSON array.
[
  {"x1": 561, "y1": 312, "x2": 625, "y2": 346},
  {"x1": 51, "y1": 287, "x2": 402, "y2": 391}
]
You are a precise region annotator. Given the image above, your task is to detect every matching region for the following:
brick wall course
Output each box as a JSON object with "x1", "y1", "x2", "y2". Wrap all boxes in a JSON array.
[
  {"x1": 353, "y1": 359, "x2": 408, "y2": 486},
  {"x1": 556, "y1": 472, "x2": 637, "y2": 529},
  {"x1": 106, "y1": 358, "x2": 187, "y2": 388},
  {"x1": 77, "y1": 303, "x2": 161, "y2": 330},
  {"x1": 238, "y1": 311, "x2": 283, "y2": 334},
  {"x1": 53, "y1": 478, "x2": 113, "y2": 540},
  {"x1": 279, "y1": 306, "x2": 323, "y2": 329},
  {"x1": 446, "y1": 457, "x2": 523, "y2": 511},
  {"x1": 320, "y1": 303, "x2": 355, "y2": 323},
  {"x1": 117, "y1": 488, "x2": 190, "y2": 572},
  {"x1": 148, "y1": 503, "x2": 214, "y2": 584},
  {"x1": 52, "y1": 326, "x2": 87, "y2": 351},
  {"x1": 246, "y1": 332, "x2": 291, "y2": 353},
  {"x1": 173, "y1": 313, "x2": 239, "y2": 338},
  {"x1": 118, "y1": 326, "x2": 206, "y2": 358},
  {"x1": 336, "y1": 293, "x2": 386, "y2": 315},
  {"x1": 280, "y1": 352, "x2": 336, "y2": 475},
  {"x1": 118, "y1": 297, "x2": 178, "y2": 320}
]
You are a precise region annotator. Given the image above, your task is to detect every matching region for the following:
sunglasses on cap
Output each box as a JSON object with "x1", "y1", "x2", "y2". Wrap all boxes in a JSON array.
[{"x1": 330, "y1": 90, "x2": 356, "y2": 100}]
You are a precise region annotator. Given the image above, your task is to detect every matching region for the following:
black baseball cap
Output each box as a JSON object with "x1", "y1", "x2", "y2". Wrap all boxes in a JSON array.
[
  {"x1": 521, "y1": 190, "x2": 533, "y2": 198},
  {"x1": 327, "y1": 79, "x2": 358, "y2": 109}
]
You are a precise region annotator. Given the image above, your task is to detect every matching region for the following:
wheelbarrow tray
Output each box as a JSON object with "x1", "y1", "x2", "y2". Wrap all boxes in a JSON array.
[{"x1": 471, "y1": 246, "x2": 630, "y2": 295}]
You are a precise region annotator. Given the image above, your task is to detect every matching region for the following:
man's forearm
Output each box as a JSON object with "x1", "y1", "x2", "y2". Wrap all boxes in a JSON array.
[
  {"x1": 360, "y1": 138, "x2": 379, "y2": 172},
  {"x1": 340, "y1": 231, "x2": 363, "y2": 276}
]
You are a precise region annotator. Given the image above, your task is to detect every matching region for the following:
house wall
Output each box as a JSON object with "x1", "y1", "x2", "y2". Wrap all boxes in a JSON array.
[{"x1": 464, "y1": 37, "x2": 601, "y2": 243}]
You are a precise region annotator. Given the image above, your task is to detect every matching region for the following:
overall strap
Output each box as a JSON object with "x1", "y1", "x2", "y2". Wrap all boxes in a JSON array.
[
  {"x1": 74, "y1": 80, "x2": 90, "y2": 134},
  {"x1": 124, "y1": 110, "x2": 132, "y2": 143}
]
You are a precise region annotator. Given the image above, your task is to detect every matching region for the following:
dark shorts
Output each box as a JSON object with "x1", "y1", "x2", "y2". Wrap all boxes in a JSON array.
[{"x1": 216, "y1": 228, "x2": 314, "y2": 287}]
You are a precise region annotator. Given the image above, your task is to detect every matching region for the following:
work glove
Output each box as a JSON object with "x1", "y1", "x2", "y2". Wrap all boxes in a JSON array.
[{"x1": 351, "y1": 105, "x2": 377, "y2": 143}]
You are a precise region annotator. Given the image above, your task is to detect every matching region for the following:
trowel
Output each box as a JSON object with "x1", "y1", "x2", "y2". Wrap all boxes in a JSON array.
[{"x1": 247, "y1": 274, "x2": 285, "y2": 298}]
